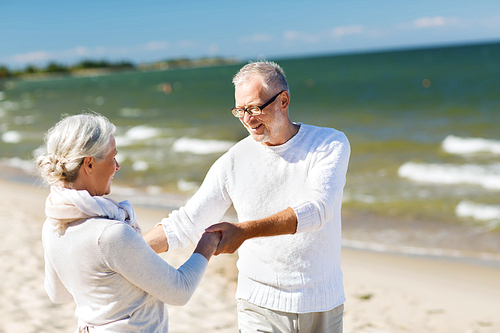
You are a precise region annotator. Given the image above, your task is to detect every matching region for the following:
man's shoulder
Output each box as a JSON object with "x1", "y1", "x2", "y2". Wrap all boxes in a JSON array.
[{"x1": 300, "y1": 123, "x2": 348, "y2": 144}]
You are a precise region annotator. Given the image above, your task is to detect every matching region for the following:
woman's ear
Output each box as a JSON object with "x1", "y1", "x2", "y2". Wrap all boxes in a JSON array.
[{"x1": 81, "y1": 156, "x2": 94, "y2": 175}]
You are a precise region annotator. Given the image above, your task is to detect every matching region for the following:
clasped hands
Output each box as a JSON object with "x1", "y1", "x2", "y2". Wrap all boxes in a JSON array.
[{"x1": 201, "y1": 222, "x2": 246, "y2": 256}]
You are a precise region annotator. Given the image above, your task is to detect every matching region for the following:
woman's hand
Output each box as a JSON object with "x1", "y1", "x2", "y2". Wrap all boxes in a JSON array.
[{"x1": 193, "y1": 231, "x2": 222, "y2": 261}]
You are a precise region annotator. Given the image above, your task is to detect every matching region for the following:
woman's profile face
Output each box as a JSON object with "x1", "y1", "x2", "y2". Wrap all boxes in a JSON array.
[{"x1": 88, "y1": 135, "x2": 120, "y2": 196}]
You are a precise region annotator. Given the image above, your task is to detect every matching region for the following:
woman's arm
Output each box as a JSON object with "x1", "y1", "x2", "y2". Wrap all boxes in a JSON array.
[{"x1": 100, "y1": 223, "x2": 220, "y2": 306}]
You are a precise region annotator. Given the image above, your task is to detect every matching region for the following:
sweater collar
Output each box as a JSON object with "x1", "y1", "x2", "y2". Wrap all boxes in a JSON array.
[{"x1": 260, "y1": 122, "x2": 304, "y2": 153}]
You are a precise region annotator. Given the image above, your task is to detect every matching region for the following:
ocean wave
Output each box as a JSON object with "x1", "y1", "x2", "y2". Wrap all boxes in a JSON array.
[
  {"x1": 341, "y1": 238, "x2": 500, "y2": 262},
  {"x1": 0, "y1": 157, "x2": 36, "y2": 173},
  {"x1": 172, "y1": 137, "x2": 235, "y2": 155},
  {"x1": 115, "y1": 125, "x2": 162, "y2": 147},
  {"x1": 119, "y1": 107, "x2": 143, "y2": 118},
  {"x1": 456, "y1": 200, "x2": 500, "y2": 223},
  {"x1": 398, "y1": 161, "x2": 500, "y2": 190},
  {"x1": 342, "y1": 191, "x2": 376, "y2": 204},
  {"x1": 1, "y1": 130, "x2": 22, "y2": 143},
  {"x1": 177, "y1": 179, "x2": 199, "y2": 192},
  {"x1": 0, "y1": 100, "x2": 20, "y2": 112},
  {"x1": 442, "y1": 135, "x2": 500, "y2": 155},
  {"x1": 13, "y1": 115, "x2": 37, "y2": 125},
  {"x1": 132, "y1": 160, "x2": 149, "y2": 171}
]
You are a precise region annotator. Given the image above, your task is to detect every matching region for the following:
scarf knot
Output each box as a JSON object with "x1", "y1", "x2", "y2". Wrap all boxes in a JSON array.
[{"x1": 45, "y1": 186, "x2": 142, "y2": 235}]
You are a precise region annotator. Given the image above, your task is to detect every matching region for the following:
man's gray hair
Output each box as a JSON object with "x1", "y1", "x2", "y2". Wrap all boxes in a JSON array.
[
  {"x1": 232, "y1": 61, "x2": 289, "y2": 93},
  {"x1": 35, "y1": 112, "x2": 116, "y2": 185}
]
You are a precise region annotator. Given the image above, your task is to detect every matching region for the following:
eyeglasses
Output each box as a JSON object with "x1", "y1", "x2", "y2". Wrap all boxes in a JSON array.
[{"x1": 231, "y1": 90, "x2": 286, "y2": 118}]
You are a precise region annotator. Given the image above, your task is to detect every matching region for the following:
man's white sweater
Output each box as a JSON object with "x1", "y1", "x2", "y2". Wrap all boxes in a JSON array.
[{"x1": 162, "y1": 123, "x2": 350, "y2": 313}]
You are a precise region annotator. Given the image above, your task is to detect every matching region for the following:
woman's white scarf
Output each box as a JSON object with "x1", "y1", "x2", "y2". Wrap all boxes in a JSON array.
[{"x1": 45, "y1": 185, "x2": 142, "y2": 235}]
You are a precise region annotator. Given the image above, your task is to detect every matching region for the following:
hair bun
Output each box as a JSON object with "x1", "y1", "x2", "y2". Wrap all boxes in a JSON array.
[{"x1": 35, "y1": 112, "x2": 115, "y2": 185}]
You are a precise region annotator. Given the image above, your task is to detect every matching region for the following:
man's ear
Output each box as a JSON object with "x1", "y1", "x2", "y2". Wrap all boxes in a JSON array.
[{"x1": 280, "y1": 91, "x2": 290, "y2": 111}]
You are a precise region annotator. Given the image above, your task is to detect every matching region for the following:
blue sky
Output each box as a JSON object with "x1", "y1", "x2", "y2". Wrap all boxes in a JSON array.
[{"x1": 1, "y1": 0, "x2": 500, "y2": 69}]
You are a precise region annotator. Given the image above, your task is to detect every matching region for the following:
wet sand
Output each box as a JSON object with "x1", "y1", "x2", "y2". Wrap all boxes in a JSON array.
[{"x1": 1, "y1": 177, "x2": 499, "y2": 332}]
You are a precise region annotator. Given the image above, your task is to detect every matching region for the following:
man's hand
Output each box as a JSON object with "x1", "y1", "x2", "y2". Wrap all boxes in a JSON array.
[
  {"x1": 205, "y1": 222, "x2": 247, "y2": 255},
  {"x1": 205, "y1": 208, "x2": 297, "y2": 255}
]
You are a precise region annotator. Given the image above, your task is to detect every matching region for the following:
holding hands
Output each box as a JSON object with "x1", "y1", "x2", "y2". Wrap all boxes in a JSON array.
[
  {"x1": 203, "y1": 208, "x2": 297, "y2": 256},
  {"x1": 205, "y1": 222, "x2": 247, "y2": 256},
  {"x1": 193, "y1": 231, "x2": 222, "y2": 260}
]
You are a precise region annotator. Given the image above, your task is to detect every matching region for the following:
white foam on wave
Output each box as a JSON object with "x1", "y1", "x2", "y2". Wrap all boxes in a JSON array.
[
  {"x1": 1, "y1": 131, "x2": 22, "y2": 143},
  {"x1": 0, "y1": 100, "x2": 20, "y2": 112},
  {"x1": 14, "y1": 115, "x2": 37, "y2": 125},
  {"x1": 119, "y1": 108, "x2": 143, "y2": 118},
  {"x1": 456, "y1": 200, "x2": 500, "y2": 222},
  {"x1": 125, "y1": 125, "x2": 161, "y2": 140},
  {"x1": 115, "y1": 125, "x2": 161, "y2": 147},
  {"x1": 342, "y1": 238, "x2": 500, "y2": 262},
  {"x1": 342, "y1": 191, "x2": 376, "y2": 204},
  {"x1": 0, "y1": 157, "x2": 36, "y2": 173},
  {"x1": 442, "y1": 135, "x2": 500, "y2": 155},
  {"x1": 398, "y1": 161, "x2": 500, "y2": 190},
  {"x1": 132, "y1": 160, "x2": 149, "y2": 171},
  {"x1": 177, "y1": 179, "x2": 200, "y2": 192},
  {"x1": 172, "y1": 137, "x2": 235, "y2": 155}
]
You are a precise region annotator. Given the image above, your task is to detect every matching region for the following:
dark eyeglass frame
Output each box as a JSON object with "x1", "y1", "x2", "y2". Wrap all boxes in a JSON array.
[{"x1": 231, "y1": 90, "x2": 286, "y2": 118}]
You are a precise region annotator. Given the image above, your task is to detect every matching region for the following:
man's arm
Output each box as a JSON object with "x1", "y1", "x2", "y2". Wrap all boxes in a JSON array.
[
  {"x1": 144, "y1": 225, "x2": 169, "y2": 253},
  {"x1": 205, "y1": 206, "x2": 297, "y2": 255},
  {"x1": 144, "y1": 154, "x2": 232, "y2": 253}
]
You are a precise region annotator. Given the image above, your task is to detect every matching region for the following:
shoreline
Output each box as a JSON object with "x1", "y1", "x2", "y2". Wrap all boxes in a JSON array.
[
  {"x1": 3, "y1": 166, "x2": 499, "y2": 267},
  {"x1": 0, "y1": 176, "x2": 499, "y2": 332}
]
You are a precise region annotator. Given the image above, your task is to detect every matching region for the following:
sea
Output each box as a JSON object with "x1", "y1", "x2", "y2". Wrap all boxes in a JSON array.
[{"x1": 1, "y1": 41, "x2": 500, "y2": 263}]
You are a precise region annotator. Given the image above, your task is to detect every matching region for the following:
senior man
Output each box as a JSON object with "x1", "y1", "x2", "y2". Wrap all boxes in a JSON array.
[{"x1": 145, "y1": 61, "x2": 350, "y2": 333}]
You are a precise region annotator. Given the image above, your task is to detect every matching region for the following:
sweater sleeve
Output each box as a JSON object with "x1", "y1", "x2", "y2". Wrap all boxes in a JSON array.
[
  {"x1": 161, "y1": 155, "x2": 232, "y2": 251},
  {"x1": 293, "y1": 132, "x2": 351, "y2": 233},
  {"x1": 99, "y1": 222, "x2": 208, "y2": 306}
]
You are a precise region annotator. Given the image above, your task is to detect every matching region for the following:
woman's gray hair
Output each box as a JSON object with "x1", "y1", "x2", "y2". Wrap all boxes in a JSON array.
[
  {"x1": 232, "y1": 61, "x2": 289, "y2": 94},
  {"x1": 35, "y1": 112, "x2": 116, "y2": 185}
]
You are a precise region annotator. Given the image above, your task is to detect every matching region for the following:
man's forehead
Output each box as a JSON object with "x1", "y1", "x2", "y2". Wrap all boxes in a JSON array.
[
  {"x1": 236, "y1": 77, "x2": 267, "y2": 95},
  {"x1": 235, "y1": 87, "x2": 266, "y2": 106}
]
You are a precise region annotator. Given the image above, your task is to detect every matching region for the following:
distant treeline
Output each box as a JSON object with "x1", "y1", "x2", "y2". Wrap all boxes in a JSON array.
[
  {"x1": 0, "y1": 57, "x2": 238, "y2": 78},
  {"x1": 0, "y1": 60, "x2": 135, "y2": 78}
]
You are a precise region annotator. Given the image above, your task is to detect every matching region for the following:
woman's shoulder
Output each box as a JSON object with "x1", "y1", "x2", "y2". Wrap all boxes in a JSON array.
[
  {"x1": 43, "y1": 217, "x2": 131, "y2": 243},
  {"x1": 98, "y1": 220, "x2": 143, "y2": 249},
  {"x1": 42, "y1": 217, "x2": 125, "y2": 261}
]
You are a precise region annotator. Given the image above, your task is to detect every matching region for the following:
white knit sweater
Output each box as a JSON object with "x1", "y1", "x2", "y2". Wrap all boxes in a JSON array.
[
  {"x1": 162, "y1": 123, "x2": 350, "y2": 313},
  {"x1": 43, "y1": 217, "x2": 207, "y2": 332}
]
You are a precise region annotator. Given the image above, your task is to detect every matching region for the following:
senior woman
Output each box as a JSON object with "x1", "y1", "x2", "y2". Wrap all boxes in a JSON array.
[{"x1": 36, "y1": 113, "x2": 220, "y2": 332}]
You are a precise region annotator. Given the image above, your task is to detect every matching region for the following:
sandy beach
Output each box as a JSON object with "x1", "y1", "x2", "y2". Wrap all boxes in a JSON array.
[{"x1": 1, "y1": 176, "x2": 499, "y2": 333}]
